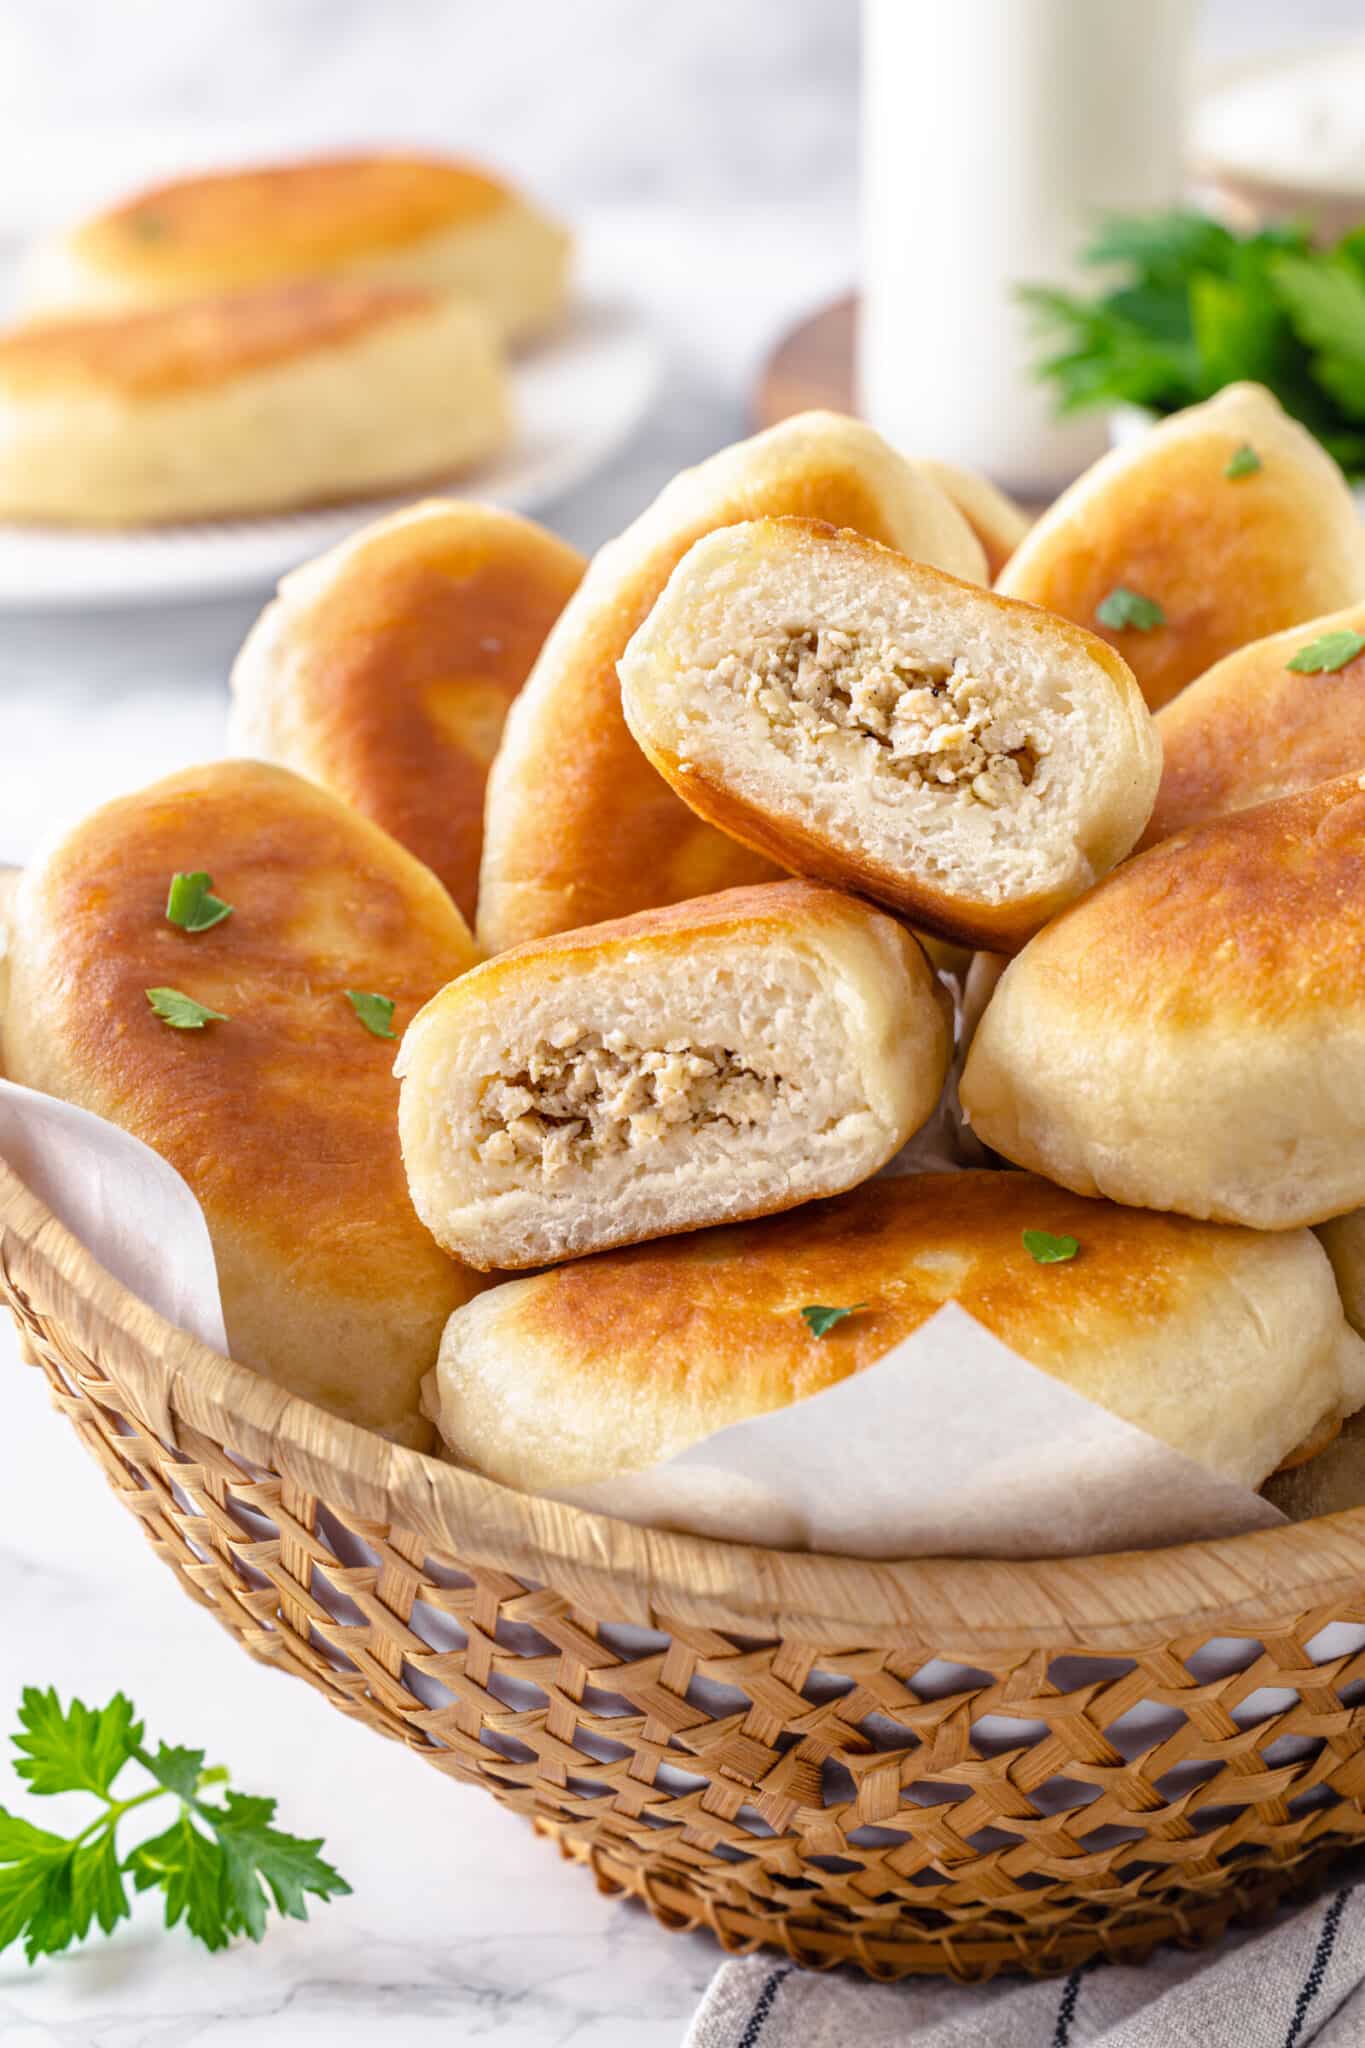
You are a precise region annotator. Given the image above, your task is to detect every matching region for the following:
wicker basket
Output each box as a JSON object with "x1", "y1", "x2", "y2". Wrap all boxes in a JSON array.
[{"x1": 6, "y1": 1153, "x2": 1365, "y2": 1982}]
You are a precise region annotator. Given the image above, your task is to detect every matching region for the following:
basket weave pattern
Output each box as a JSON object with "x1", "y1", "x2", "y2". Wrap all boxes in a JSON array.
[{"x1": 5, "y1": 1157, "x2": 1365, "y2": 1980}]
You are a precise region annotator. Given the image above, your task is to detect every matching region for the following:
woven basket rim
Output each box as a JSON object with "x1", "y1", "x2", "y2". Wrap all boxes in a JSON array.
[{"x1": 8, "y1": 1150, "x2": 1365, "y2": 1652}]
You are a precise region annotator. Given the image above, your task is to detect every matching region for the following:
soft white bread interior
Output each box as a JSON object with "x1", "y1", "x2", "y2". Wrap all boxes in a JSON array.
[
  {"x1": 618, "y1": 517, "x2": 1161, "y2": 951},
  {"x1": 427, "y1": 1170, "x2": 1365, "y2": 1495},
  {"x1": 476, "y1": 409, "x2": 989, "y2": 953},
  {"x1": 398, "y1": 880, "x2": 951, "y2": 1270}
]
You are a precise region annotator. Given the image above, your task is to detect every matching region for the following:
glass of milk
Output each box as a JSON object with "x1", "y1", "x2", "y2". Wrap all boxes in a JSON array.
[{"x1": 859, "y1": 0, "x2": 1193, "y2": 497}]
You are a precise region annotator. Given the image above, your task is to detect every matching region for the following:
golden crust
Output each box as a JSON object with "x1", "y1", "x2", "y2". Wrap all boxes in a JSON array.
[
  {"x1": 624, "y1": 517, "x2": 1154, "y2": 952},
  {"x1": 996, "y1": 384, "x2": 1365, "y2": 711},
  {"x1": 3, "y1": 762, "x2": 481, "y2": 1441},
  {"x1": 959, "y1": 773, "x2": 1365, "y2": 1229},
  {"x1": 1142, "y1": 601, "x2": 1365, "y2": 848},
  {"x1": 0, "y1": 280, "x2": 440, "y2": 399},
  {"x1": 999, "y1": 773, "x2": 1365, "y2": 1029},
  {"x1": 477, "y1": 413, "x2": 988, "y2": 951},
  {"x1": 507, "y1": 1174, "x2": 1265, "y2": 1393},
  {"x1": 232, "y1": 503, "x2": 584, "y2": 926},
  {"x1": 434, "y1": 1170, "x2": 1352, "y2": 1492},
  {"x1": 416, "y1": 875, "x2": 922, "y2": 1012},
  {"x1": 73, "y1": 154, "x2": 510, "y2": 290}
]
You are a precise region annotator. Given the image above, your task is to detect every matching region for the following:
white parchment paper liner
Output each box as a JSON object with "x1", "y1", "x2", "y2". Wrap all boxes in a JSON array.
[{"x1": 0, "y1": 1075, "x2": 1287, "y2": 1559}]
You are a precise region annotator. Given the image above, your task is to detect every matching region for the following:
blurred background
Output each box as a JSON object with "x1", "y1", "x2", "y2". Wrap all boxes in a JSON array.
[
  {"x1": 0, "y1": 0, "x2": 1360, "y2": 222},
  {"x1": 5, "y1": 0, "x2": 1365, "y2": 850}
]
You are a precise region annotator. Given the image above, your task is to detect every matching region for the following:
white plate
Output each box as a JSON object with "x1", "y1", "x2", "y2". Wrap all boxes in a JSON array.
[{"x1": 0, "y1": 293, "x2": 660, "y2": 609}]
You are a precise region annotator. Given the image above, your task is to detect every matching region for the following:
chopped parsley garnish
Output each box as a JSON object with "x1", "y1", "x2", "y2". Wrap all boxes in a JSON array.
[
  {"x1": 145, "y1": 988, "x2": 228, "y2": 1031},
  {"x1": 1095, "y1": 586, "x2": 1165, "y2": 633},
  {"x1": 1224, "y1": 443, "x2": 1262, "y2": 480},
  {"x1": 345, "y1": 990, "x2": 397, "y2": 1040},
  {"x1": 1022, "y1": 1229, "x2": 1079, "y2": 1265},
  {"x1": 800, "y1": 1303, "x2": 867, "y2": 1338},
  {"x1": 1286, "y1": 629, "x2": 1365, "y2": 675},
  {"x1": 165, "y1": 872, "x2": 233, "y2": 933}
]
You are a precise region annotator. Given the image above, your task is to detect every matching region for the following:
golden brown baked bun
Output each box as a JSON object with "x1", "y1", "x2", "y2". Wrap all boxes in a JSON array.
[
  {"x1": 3, "y1": 762, "x2": 482, "y2": 1443},
  {"x1": 912, "y1": 458, "x2": 1032, "y2": 578},
  {"x1": 619, "y1": 516, "x2": 1159, "y2": 951},
  {"x1": 961, "y1": 773, "x2": 1365, "y2": 1229},
  {"x1": 0, "y1": 281, "x2": 509, "y2": 526},
  {"x1": 1318, "y1": 1209, "x2": 1365, "y2": 1346},
  {"x1": 429, "y1": 1170, "x2": 1364, "y2": 1494},
  {"x1": 398, "y1": 880, "x2": 951, "y2": 1271},
  {"x1": 1141, "y1": 601, "x2": 1365, "y2": 849},
  {"x1": 477, "y1": 410, "x2": 988, "y2": 952},
  {"x1": 229, "y1": 500, "x2": 585, "y2": 926},
  {"x1": 22, "y1": 152, "x2": 570, "y2": 344},
  {"x1": 960, "y1": 949, "x2": 1009, "y2": 1051},
  {"x1": 996, "y1": 384, "x2": 1365, "y2": 711}
]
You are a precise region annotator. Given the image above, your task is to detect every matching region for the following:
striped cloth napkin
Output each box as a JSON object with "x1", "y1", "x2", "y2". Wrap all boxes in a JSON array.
[{"x1": 686, "y1": 1867, "x2": 1365, "y2": 2047}]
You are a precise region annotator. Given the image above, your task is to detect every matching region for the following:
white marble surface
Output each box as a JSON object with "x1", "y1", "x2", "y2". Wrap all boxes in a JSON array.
[{"x1": 0, "y1": 200, "x2": 849, "y2": 2048}]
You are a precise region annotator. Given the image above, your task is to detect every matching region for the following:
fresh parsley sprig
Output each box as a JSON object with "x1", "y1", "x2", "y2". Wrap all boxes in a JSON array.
[
  {"x1": 1287, "y1": 628, "x2": 1365, "y2": 675},
  {"x1": 1095, "y1": 586, "x2": 1165, "y2": 633},
  {"x1": 1022, "y1": 1230, "x2": 1079, "y2": 1266},
  {"x1": 1022, "y1": 209, "x2": 1365, "y2": 477},
  {"x1": 0, "y1": 1688, "x2": 349, "y2": 1963},
  {"x1": 165, "y1": 871, "x2": 233, "y2": 933},
  {"x1": 145, "y1": 987, "x2": 228, "y2": 1030},
  {"x1": 800, "y1": 1303, "x2": 867, "y2": 1337},
  {"x1": 345, "y1": 989, "x2": 398, "y2": 1040}
]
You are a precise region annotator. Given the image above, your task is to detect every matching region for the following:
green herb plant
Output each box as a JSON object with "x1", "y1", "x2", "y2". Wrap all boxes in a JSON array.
[
  {"x1": 1022, "y1": 210, "x2": 1365, "y2": 476},
  {"x1": 0, "y1": 1688, "x2": 349, "y2": 1963}
]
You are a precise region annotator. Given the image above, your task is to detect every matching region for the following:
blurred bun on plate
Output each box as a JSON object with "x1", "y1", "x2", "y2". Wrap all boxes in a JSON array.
[
  {"x1": 230, "y1": 499, "x2": 585, "y2": 925},
  {"x1": 912, "y1": 457, "x2": 1032, "y2": 579},
  {"x1": 619, "y1": 515, "x2": 1159, "y2": 951},
  {"x1": 1140, "y1": 600, "x2": 1365, "y2": 849},
  {"x1": 477, "y1": 409, "x2": 988, "y2": 953},
  {"x1": 961, "y1": 773, "x2": 1365, "y2": 1231},
  {"x1": 20, "y1": 151, "x2": 571, "y2": 345},
  {"x1": 0, "y1": 280, "x2": 509, "y2": 526},
  {"x1": 427, "y1": 1170, "x2": 1365, "y2": 1494},
  {"x1": 3, "y1": 760, "x2": 483, "y2": 1444},
  {"x1": 996, "y1": 383, "x2": 1365, "y2": 710},
  {"x1": 397, "y1": 879, "x2": 951, "y2": 1271}
]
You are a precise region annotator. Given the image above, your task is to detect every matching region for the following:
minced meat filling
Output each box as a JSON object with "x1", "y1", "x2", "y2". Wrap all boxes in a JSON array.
[
  {"x1": 715, "y1": 626, "x2": 1044, "y2": 808},
  {"x1": 477, "y1": 1026, "x2": 788, "y2": 1179}
]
